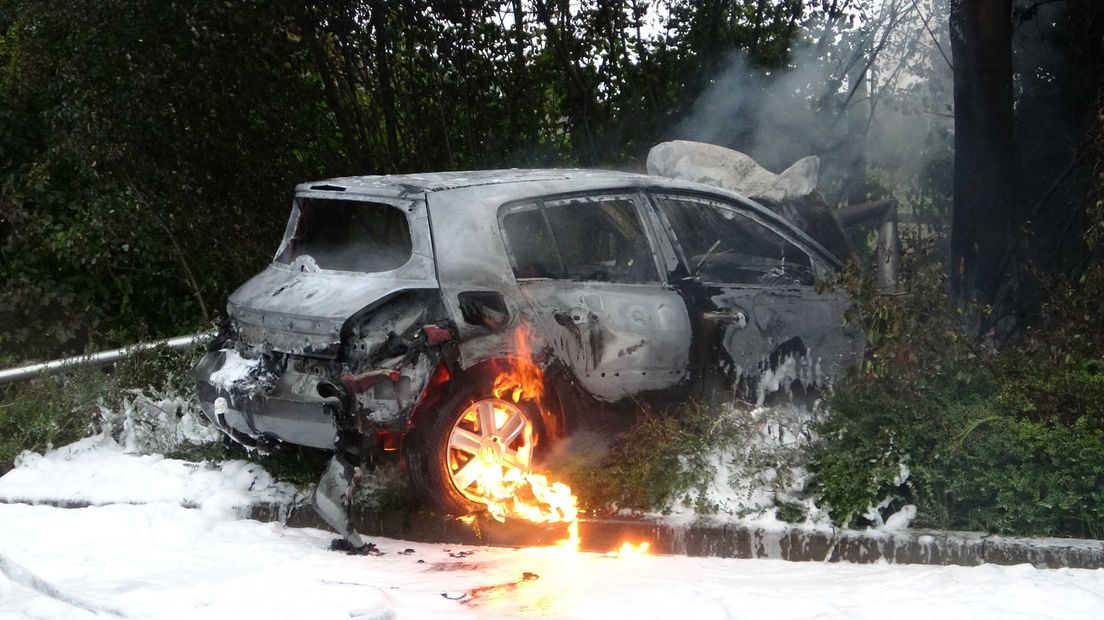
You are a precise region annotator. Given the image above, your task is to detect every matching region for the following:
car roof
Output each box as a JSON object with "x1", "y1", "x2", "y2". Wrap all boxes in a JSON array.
[
  {"x1": 295, "y1": 168, "x2": 843, "y2": 266},
  {"x1": 295, "y1": 168, "x2": 659, "y2": 197}
]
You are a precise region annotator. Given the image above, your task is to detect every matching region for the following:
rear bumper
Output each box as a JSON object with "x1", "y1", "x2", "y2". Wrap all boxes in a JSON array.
[{"x1": 193, "y1": 350, "x2": 339, "y2": 450}]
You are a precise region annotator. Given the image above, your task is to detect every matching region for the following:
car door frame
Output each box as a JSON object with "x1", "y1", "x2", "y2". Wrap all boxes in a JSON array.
[
  {"x1": 642, "y1": 188, "x2": 861, "y2": 406},
  {"x1": 496, "y1": 188, "x2": 695, "y2": 408}
]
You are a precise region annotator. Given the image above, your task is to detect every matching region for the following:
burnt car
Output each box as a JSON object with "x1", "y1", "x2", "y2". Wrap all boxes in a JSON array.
[{"x1": 193, "y1": 169, "x2": 862, "y2": 541}]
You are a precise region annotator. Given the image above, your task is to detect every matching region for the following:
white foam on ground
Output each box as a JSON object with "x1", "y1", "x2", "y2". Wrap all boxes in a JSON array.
[
  {"x1": 1, "y1": 499, "x2": 1102, "y2": 619},
  {"x1": 1, "y1": 439, "x2": 1102, "y2": 619},
  {"x1": 0, "y1": 435, "x2": 295, "y2": 514}
]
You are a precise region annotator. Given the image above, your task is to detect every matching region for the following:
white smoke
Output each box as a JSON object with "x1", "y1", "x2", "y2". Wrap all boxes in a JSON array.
[{"x1": 670, "y1": 0, "x2": 954, "y2": 208}]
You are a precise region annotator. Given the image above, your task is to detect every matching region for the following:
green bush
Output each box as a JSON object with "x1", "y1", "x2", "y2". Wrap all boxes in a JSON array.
[
  {"x1": 0, "y1": 343, "x2": 205, "y2": 474},
  {"x1": 0, "y1": 364, "x2": 108, "y2": 475},
  {"x1": 162, "y1": 438, "x2": 330, "y2": 489},
  {"x1": 938, "y1": 415, "x2": 1104, "y2": 537},
  {"x1": 562, "y1": 401, "x2": 740, "y2": 515},
  {"x1": 811, "y1": 235, "x2": 1104, "y2": 539}
]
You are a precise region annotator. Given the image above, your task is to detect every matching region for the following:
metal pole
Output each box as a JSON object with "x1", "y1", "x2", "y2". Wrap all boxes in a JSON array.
[
  {"x1": 0, "y1": 331, "x2": 215, "y2": 387},
  {"x1": 835, "y1": 199, "x2": 900, "y2": 291},
  {"x1": 876, "y1": 205, "x2": 900, "y2": 292},
  {"x1": 835, "y1": 199, "x2": 896, "y2": 227}
]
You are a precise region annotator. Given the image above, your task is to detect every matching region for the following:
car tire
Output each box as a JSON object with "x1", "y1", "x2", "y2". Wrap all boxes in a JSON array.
[{"x1": 404, "y1": 381, "x2": 545, "y2": 516}]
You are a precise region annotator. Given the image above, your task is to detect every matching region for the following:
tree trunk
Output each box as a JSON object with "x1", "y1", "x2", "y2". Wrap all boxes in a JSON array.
[{"x1": 948, "y1": 0, "x2": 1016, "y2": 307}]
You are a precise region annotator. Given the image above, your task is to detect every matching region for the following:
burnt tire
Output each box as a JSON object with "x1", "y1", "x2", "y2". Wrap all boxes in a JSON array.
[{"x1": 404, "y1": 383, "x2": 544, "y2": 516}]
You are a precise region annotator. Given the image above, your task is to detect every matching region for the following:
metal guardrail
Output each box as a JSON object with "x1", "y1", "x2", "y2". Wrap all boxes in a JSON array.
[
  {"x1": 836, "y1": 199, "x2": 900, "y2": 291},
  {"x1": 0, "y1": 331, "x2": 215, "y2": 387}
]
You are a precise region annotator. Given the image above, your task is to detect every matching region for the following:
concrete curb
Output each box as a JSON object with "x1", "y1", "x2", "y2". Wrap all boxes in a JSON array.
[
  {"x1": 4, "y1": 496, "x2": 1099, "y2": 569},
  {"x1": 249, "y1": 502, "x2": 1104, "y2": 569}
]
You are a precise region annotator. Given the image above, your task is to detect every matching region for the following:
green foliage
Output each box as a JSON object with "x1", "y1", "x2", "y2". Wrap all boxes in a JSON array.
[
  {"x1": 1, "y1": 0, "x2": 824, "y2": 361},
  {"x1": 163, "y1": 440, "x2": 236, "y2": 465},
  {"x1": 934, "y1": 415, "x2": 1104, "y2": 537},
  {"x1": 351, "y1": 463, "x2": 412, "y2": 513},
  {"x1": 112, "y1": 344, "x2": 204, "y2": 397},
  {"x1": 237, "y1": 444, "x2": 332, "y2": 490},
  {"x1": 0, "y1": 0, "x2": 343, "y2": 359},
  {"x1": 0, "y1": 365, "x2": 106, "y2": 475},
  {"x1": 162, "y1": 429, "x2": 331, "y2": 489},
  {"x1": 818, "y1": 234, "x2": 985, "y2": 381},
  {"x1": 563, "y1": 402, "x2": 738, "y2": 515},
  {"x1": 995, "y1": 356, "x2": 1104, "y2": 430},
  {"x1": 775, "y1": 500, "x2": 807, "y2": 524},
  {"x1": 0, "y1": 343, "x2": 201, "y2": 474},
  {"x1": 812, "y1": 233, "x2": 1104, "y2": 538}
]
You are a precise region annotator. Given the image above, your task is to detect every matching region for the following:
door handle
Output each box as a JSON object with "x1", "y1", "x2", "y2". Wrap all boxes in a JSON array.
[
  {"x1": 553, "y1": 309, "x2": 588, "y2": 326},
  {"x1": 703, "y1": 310, "x2": 748, "y2": 329}
]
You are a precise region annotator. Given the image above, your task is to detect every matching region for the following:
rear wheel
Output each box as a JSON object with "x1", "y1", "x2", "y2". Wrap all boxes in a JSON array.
[{"x1": 406, "y1": 385, "x2": 542, "y2": 515}]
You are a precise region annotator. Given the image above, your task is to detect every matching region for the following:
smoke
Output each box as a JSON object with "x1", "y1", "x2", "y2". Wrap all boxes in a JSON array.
[
  {"x1": 669, "y1": 2, "x2": 955, "y2": 209},
  {"x1": 673, "y1": 52, "x2": 840, "y2": 175},
  {"x1": 542, "y1": 431, "x2": 612, "y2": 472}
]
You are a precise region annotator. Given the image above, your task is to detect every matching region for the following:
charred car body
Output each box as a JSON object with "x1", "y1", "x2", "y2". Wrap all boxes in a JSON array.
[{"x1": 193, "y1": 168, "x2": 863, "y2": 543}]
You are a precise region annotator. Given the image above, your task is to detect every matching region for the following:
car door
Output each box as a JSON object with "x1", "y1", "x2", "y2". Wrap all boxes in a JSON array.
[
  {"x1": 499, "y1": 192, "x2": 693, "y2": 403},
  {"x1": 648, "y1": 191, "x2": 863, "y2": 405}
]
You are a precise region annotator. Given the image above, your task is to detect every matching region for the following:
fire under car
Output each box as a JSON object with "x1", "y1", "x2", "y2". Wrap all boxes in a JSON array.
[{"x1": 192, "y1": 168, "x2": 864, "y2": 547}]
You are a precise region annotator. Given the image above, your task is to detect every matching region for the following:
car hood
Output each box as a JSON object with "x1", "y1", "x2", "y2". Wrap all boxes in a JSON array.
[{"x1": 227, "y1": 264, "x2": 437, "y2": 355}]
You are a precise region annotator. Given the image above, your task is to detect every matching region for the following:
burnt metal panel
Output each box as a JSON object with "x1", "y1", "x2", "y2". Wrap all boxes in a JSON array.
[
  {"x1": 195, "y1": 362, "x2": 338, "y2": 450},
  {"x1": 706, "y1": 285, "x2": 864, "y2": 403},
  {"x1": 426, "y1": 179, "x2": 696, "y2": 380},
  {"x1": 295, "y1": 169, "x2": 649, "y2": 198},
  {"x1": 425, "y1": 183, "x2": 548, "y2": 367},
  {"x1": 227, "y1": 194, "x2": 438, "y2": 356},
  {"x1": 518, "y1": 280, "x2": 691, "y2": 401}
]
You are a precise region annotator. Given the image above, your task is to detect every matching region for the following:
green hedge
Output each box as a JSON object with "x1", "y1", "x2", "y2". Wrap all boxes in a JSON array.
[{"x1": 811, "y1": 242, "x2": 1104, "y2": 539}]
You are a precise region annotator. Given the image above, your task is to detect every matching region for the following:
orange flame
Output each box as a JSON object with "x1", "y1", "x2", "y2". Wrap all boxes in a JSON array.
[
  {"x1": 470, "y1": 324, "x2": 646, "y2": 558},
  {"x1": 459, "y1": 409, "x2": 578, "y2": 528},
  {"x1": 492, "y1": 324, "x2": 544, "y2": 403},
  {"x1": 606, "y1": 541, "x2": 651, "y2": 557}
]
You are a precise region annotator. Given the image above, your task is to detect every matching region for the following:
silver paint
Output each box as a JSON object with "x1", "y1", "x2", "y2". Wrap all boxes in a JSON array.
[{"x1": 196, "y1": 169, "x2": 864, "y2": 450}]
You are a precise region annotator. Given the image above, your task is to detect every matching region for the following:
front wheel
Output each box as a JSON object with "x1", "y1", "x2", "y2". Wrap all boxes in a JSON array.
[{"x1": 405, "y1": 386, "x2": 542, "y2": 515}]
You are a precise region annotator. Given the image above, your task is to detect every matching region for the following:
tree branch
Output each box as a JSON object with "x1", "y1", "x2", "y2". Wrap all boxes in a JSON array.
[{"x1": 910, "y1": 0, "x2": 953, "y2": 71}]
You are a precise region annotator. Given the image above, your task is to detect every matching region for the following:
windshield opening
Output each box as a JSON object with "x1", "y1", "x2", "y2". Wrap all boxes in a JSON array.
[{"x1": 275, "y1": 198, "x2": 413, "y2": 272}]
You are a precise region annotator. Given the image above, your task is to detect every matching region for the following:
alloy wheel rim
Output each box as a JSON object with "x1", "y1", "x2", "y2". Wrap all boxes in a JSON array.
[{"x1": 446, "y1": 398, "x2": 533, "y2": 502}]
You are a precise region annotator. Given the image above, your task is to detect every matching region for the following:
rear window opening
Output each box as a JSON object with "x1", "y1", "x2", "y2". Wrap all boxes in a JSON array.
[{"x1": 275, "y1": 198, "x2": 412, "y2": 273}]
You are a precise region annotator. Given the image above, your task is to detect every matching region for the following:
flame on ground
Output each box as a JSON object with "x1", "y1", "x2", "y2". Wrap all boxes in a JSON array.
[
  {"x1": 606, "y1": 541, "x2": 651, "y2": 558},
  {"x1": 467, "y1": 324, "x2": 648, "y2": 558}
]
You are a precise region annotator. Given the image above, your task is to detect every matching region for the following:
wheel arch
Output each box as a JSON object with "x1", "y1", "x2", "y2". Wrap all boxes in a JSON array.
[{"x1": 405, "y1": 357, "x2": 567, "y2": 444}]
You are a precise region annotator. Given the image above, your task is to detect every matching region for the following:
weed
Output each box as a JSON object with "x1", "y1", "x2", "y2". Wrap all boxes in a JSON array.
[{"x1": 0, "y1": 364, "x2": 107, "y2": 475}]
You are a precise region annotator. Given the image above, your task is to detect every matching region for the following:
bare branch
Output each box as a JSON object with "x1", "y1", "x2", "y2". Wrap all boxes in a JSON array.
[{"x1": 910, "y1": 0, "x2": 954, "y2": 71}]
